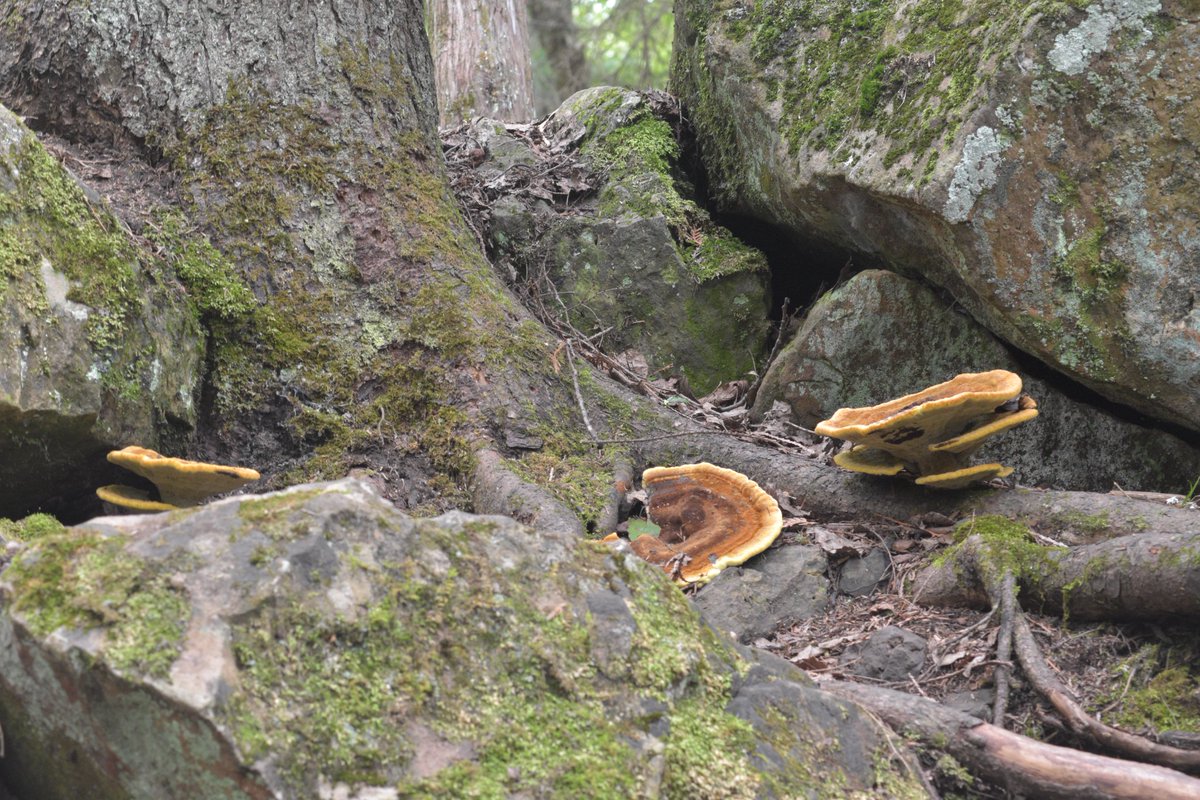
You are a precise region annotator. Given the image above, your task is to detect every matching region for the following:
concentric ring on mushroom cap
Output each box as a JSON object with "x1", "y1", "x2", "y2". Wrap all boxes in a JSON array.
[
  {"x1": 627, "y1": 462, "x2": 782, "y2": 585},
  {"x1": 107, "y1": 446, "x2": 260, "y2": 507}
]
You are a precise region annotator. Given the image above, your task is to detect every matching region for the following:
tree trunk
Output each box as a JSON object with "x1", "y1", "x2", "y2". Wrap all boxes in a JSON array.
[
  {"x1": 430, "y1": 0, "x2": 536, "y2": 124},
  {"x1": 0, "y1": 0, "x2": 548, "y2": 513},
  {"x1": 529, "y1": 0, "x2": 588, "y2": 112}
]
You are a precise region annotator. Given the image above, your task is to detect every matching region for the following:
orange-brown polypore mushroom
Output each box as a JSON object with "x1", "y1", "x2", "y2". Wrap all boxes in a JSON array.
[
  {"x1": 605, "y1": 462, "x2": 782, "y2": 585},
  {"x1": 106, "y1": 446, "x2": 260, "y2": 507},
  {"x1": 96, "y1": 484, "x2": 179, "y2": 513},
  {"x1": 815, "y1": 370, "x2": 1038, "y2": 489}
]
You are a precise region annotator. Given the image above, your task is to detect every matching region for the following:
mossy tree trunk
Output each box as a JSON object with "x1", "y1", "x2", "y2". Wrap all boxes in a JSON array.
[{"x1": 0, "y1": 0, "x2": 562, "y2": 512}]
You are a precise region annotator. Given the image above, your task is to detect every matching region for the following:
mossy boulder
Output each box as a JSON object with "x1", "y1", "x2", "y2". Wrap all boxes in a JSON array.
[
  {"x1": 0, "y1": 103, "x2": 204, "y2": 520},
  {"x1": 673, "y1": 0, "x2": 1200, "y2": 432},
  {"x1": 753, "y1": 270, "x2": 1200, "y2": 492},
  {"x1": 0, "y1": 479, "x2": 920, "y2": 799},
  {"x1": 477, "y1": 87, "x2": 772, "y2": 395}
]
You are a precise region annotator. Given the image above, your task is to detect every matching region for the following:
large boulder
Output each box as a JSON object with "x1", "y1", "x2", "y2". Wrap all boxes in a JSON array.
[
  {"x1": 0, "y1": 104, "x2": 203, "y2": 520},
  {"x1": 472, "y1": 87, "x2": 773, "y2": 394},
  {"x1": 752, "y1": 270, "x2": 1200, "y2": 492},
  {"x1": 673, "y1": 0, "x2": 1200, "y2": 432},
  {"x1": 0, "y1": 479, "x2": 921, "y2": 799}
]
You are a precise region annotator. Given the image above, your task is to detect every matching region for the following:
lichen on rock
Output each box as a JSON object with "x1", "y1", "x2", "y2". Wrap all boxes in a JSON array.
[{"x1": 0, "y1": 480, "x2": 921, "y2": 799}]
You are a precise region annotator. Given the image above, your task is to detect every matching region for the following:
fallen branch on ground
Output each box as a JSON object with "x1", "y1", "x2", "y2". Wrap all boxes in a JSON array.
[{"x1": 820, "y1": 677, "x2": 1200, "y2": 800}]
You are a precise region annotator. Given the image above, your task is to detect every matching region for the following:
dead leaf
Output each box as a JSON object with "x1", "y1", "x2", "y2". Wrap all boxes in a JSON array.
[{"x1": 812, "y1": 527, "x2": 869, "y2": 559}]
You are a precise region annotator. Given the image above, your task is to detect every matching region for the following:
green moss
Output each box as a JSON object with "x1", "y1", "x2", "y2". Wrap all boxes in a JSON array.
[
  {"x1": 146, "y1": 210, "x2": 256, "y2": 321},
  {"x1": 946, "y1": 515, "x2": 1063, "y2": 585},
  {"x1": 4, "y1": 530, "x2": 188, "y2": 677},
  {"x1": 0, "y1": 512, "x2": 65, "y2": 542},
  {"x1": 0, "y1": 133, "x2": 143, "y2": 352},
  {"x1": 1049, "y1": 510, "x2": 1111, "y2": 536},
  {"x1": 1095, "y1": 643, "x2": 1200, "y2": 734},
  {"x1": 662, "y1": 697, "x2": 760, "y2": 799},
  {"x1": 677, "y1": 0, "x2": 1083, "y2": 184},
  {"x1": 509, "y1": 429, "x2": 617, "y2": 535},
  {"x1": 222, "y1": 514, "x2": 766, "y2": 796}
]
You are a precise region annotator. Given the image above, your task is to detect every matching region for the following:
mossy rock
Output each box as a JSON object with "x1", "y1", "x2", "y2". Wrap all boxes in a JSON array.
[
  {"x1": 0, "y1": 103, "x2": 204, "y2": 520},
  {"x1": 0, "y1": 479, "x2": 921, "y2": 798},
  {"x1": 476, "y1": 88, "x2": 773, "y2": 395},
  {"x1": 673, "y1": 0, "x2": 1200, "y2": 433}
]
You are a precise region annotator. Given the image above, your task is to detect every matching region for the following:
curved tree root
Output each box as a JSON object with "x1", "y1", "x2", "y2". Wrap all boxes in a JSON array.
[
  {"x1": 913, "y1": 531, "x2": 1200, "y2": 621},
  {"x1": 1011, "y1": 611, "x2": 1200, "y2": 774},
  {"x1": 470, "y1": 448, "x2": 584, "y2": 536},
  {"x1": 820, "y1": 678, "x2": 1200, "y2": 800},
  {"x1": 918, "y1": 534, "x2": 1200, "y2": 774}
]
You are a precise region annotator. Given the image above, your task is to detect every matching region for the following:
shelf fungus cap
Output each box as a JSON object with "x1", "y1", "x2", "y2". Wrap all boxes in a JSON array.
[
  {"x1": 914, "y1": 463, "x2": 1013, "y2": 490},
  {"x1": 96, "y1": 484, "x2": 179, "y2": 513},
  {"x1": 815, "y1": 371, "x2": 1036, "y2": 487},
  {"x1": 107, "y1": 446, "x2": 261, "y2": 507},
  {"x1": 620, "y1": 462, "x2": 782, "y2": 585}
]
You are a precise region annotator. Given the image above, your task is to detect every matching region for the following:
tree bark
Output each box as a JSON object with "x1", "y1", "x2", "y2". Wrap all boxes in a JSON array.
[
  {"x1": 430, "y1": 0, "x2": 536, "y2": 124},
  {"x1": 529, "y1": 0, "x2": 588, "y2": 112},
  {"x1": 821, "y1": 678, "x2": 1200, "y2": 800}
]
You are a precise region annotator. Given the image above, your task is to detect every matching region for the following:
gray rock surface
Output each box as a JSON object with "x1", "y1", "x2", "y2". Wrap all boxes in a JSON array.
[
  {"x1": 692, "y1": 544, "x2": 830, "y2": 642},
  {"x1": 840, "y1": 626, "x2": 928, "y2": 683},
  {"x1": 838, "y1": 548, "x2": 891, "y2": 597},
  {"x1": 0, "y1": 479, "x2": 922, "y2": 799},
  {"x1": 674, "y1": 0, "x2": 1200, "y2": 433},
  {"x1": 0, "y1": 104, "x2": 203, "y2": 520},
  {"x1": 753, "y1": 270, "x2": 1200, "y2": 492},
  {"x1": 472, "y1": 88, "x2": 773, "y2": 394}
]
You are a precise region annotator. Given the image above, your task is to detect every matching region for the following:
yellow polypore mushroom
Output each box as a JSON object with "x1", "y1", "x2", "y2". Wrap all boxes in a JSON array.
[
  {"x1": 605, "y1": 462, "x2": 782, "y2": 585},
  {"x1": 106, "y1": 446, "x2": 261, "y2": 507},
  {"x1": 815, "y1": 370, "x2": 1038, "y2": 489},
  {"x1": 96, "y1": 484, "x2": 179, "y2": 513}
]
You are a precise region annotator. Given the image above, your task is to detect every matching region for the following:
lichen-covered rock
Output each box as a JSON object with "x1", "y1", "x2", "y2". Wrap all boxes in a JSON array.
[
  {"x1": 0, "y1": 479, "x2": 921, "y2": 799},
  {"x1": 673, "y1": 0, "x2": 1200, "y2": 432},
  {"x1": 475, "y1": 87, "x2": 773, "y2": 394},
  {"x1": 0, "y1": 104, "x2": 203, "y2": 520},
  {"x1": 752, "y1": 270, "x2": 1200, "y2": 492}
]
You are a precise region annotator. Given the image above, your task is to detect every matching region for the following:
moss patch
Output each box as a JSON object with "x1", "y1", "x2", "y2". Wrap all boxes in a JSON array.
[
  {"x1": 1095, "y1": 642, "x2": 1200, "y2": 734},
  {"x1": 4, "y1": 530, "x2": 188, "y2": 678},
  {"x1": 0, "y1": 513, "x2": 66, "y2": 542}
]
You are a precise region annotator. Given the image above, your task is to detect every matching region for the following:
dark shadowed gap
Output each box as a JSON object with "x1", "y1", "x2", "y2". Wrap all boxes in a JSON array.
[{"x1": 710, "y1": 212, "x2": 886, "y2": 323}]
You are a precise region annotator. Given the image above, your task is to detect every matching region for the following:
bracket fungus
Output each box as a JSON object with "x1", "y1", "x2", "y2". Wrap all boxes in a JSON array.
[
  {"x1": 104, "y1": 446, "x2": 261, "y2": 507},
  {"x1": 604, "y1": 462, "x2": 782, "y2": 585},
  {"x1": 96, "y1": 484, "x2": 179, "y2": 513},
  {"x1": 815, "y1": 370, "x2": 1038, "y2": 489}
]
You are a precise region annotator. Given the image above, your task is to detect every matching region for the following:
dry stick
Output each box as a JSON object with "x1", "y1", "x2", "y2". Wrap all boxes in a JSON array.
[
  {"x1": 1012, "y1": 612, "x2": 1200, "y2": 774},
  {"x1": 744, "y1": 296, "x2": 791, "y2": 410},
  {"x1": 991, "y1": 571, "x2": 1016, "y2": 727},
  {"x1": 821, "y1": 677, "x2": 1200, "y2": 800}
]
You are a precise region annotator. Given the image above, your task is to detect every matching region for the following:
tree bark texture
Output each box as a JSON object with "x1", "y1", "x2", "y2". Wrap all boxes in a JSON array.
[
  {"x1": 913, "y1": 530, "x2": 1200, "y2": 621},
  {"x1": 0, "y1": 0, "x2": 546, "y2": 504},
  {"x1": 430, "y1": 0, "x2": 536, "y2": 124},
  {"x1": 529, "y1": 0, "x2": 588, "y2": 112},
  {"x1": 822, "y1": 678, "x2": 1200, "y2": 800}
]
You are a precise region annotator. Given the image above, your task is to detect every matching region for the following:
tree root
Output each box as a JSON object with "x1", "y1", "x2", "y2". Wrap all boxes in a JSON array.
[
  {"x1": 820, "y1": 677, "x2": 1200, "y2": 800},
  {"x1": 913, "y1": 531, "x2": 1200, "y2": 621},
  {"x1": 916, "y1": 532, "x2": 1200, "y2": 775},
  {"x1": 1012, "y1": 612, "x2": 1200, "y2": 774},
  {"x1": 470, "y1": 449, "x2": 584, "y2": 536}
]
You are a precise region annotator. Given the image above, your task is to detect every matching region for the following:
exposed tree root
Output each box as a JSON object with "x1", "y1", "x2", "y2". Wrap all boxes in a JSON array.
[
  {"x1": 1012, "y1": 612, "x2": 1200, "y2": 774},
  {"x1": 991, "y1": 572, "x2": 1015, "y2": 727},
  {"x1": 913, "y1": 531, "x2": 1200, "y2": 621},
  {"x1": 471, "y1": 449, "x2": 584, "y2": 536},
  {"x1": 820, "y1": 678, "x2": 1200, "y2": 800}
]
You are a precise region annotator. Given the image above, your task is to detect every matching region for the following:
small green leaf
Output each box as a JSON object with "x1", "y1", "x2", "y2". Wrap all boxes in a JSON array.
[{"x1": 626, "y1": 519, "x2": 660, "y2": 541}]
